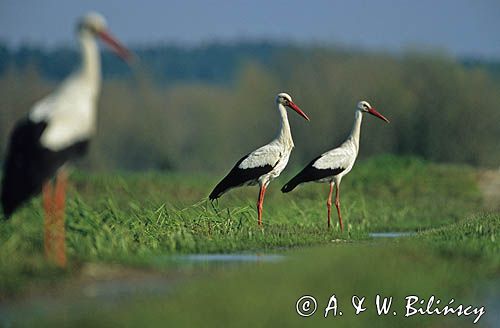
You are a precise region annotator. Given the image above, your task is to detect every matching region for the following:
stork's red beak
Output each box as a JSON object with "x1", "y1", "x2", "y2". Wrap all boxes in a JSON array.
[
  {"x1": 287, "y1": 101, "x2": 310, "y2": 121},
  {"x1": 368, "y1": 107, "x2": 390, "y2": 123},
  {"x1": 97, "y1": 30, "x2": 132, "y2": 62}
]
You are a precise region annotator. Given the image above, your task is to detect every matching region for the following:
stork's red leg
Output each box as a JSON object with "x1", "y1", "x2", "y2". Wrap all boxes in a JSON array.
[
  {"x1": 52, "y1": 169, "x2": 68, "y2": 268},
  {"x1": 257, "y1": 184, "x2": 267, "y2": 226},
  {"x1": 334, "y1": 183, "x2": 344, "y2": 232},
  {"x1": 326, "y1": 182, "x2": 334, "y2": 228},
  {"x1": 43, "y1": 181, "x2": 54, "y2": 261}
]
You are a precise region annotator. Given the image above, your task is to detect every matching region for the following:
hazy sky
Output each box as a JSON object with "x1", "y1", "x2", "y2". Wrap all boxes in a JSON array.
[{"x1": 0, "y1": 0, "x2": 499, "y2": 58}]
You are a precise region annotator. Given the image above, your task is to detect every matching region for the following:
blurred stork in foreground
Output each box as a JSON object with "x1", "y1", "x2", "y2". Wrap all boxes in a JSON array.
[
  {"x1": 1, "y1": 12, "x2": 131, "y2": 267},
  {"x1": 282, "y1": 101, "x2": 389, "y2": 231},
  {"x1": 209, "y1": 93, "x2": 310, "y2": 226}
]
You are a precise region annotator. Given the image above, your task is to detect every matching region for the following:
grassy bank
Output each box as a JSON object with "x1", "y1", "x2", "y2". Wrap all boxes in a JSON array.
[{"x1": 0, "y1": 156, "x2": 487, "y2": 297}]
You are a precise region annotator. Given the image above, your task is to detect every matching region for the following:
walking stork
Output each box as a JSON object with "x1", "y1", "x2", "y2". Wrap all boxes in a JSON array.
[
  {"x1": 209, "y1": 92, "x2": 310, "y2": 226},
  {"x1": 1, "y1": 12, "x2": 130, "y2": 267},
  {"x1": 281, "y1": 101, "x2": 389, "y2": 231}
]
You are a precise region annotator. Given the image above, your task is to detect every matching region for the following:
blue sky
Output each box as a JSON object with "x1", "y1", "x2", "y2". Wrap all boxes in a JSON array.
[{"x1": 0, "y1": 0, "x2": 499, "y2": 58}]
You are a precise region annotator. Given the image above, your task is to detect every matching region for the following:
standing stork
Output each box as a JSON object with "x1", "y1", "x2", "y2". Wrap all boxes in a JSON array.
[
  {"x1": 1, "y1": 12, "x2": 130, "y2": 267},
  {"x1": 281, "y1": 101, "x2": 389, "y2": 231},
  {"x1": 209, "y1": 93, "x2": 310, "y2": 226}
]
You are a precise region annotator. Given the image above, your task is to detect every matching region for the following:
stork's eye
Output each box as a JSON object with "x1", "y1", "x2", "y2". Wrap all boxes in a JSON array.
[{"x1": 86, "y1": 24, "x2": 97, "y2": 33}]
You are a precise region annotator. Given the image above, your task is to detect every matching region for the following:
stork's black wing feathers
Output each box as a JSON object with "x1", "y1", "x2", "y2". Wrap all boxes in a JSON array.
[
  {"x1": 1, "y1": 119, "x2": 88, "y2": 218},
  {"x1": 281, "y1": 156, "x2": 345, "y2": 193},
  {"x1": 209, "y1": 153, "x2": 274, "y2": 200}
]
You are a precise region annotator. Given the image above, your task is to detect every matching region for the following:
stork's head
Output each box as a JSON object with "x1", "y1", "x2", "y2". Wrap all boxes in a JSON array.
[
  {"x1": 78, "y1": 12, "x2": 131, "y2": 62},
  {"x1": 276, "y1": 92, "x2": 310, "y2": 121},
  {"x1": 79, "y1": 12, "x2": 107, "y2": 32},
  {"x1": 357, "y1": 100, "x2": 390, "y2": 123}
]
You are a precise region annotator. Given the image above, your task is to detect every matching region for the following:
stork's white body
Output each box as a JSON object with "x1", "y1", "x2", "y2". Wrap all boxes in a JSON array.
[
  {"x1": 312, "y1": 110, "x2": 363, "y2": 184},
  {"x1": 238, "y1": 102, "x2": 296, "y2": 187},
  {"x1": 30, "y1": 29, "x2": 101, "y2": 151}
]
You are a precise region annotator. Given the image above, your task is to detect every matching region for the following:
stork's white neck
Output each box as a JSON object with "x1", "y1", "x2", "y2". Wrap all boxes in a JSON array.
[
  {"x1": 78, "y1": 30, "x2": 101, "y2": 94},
  {"x1": 348, "y1": 110, "x2": 363, "y2": 151},
  {"x1": 277, "y1": 103, "x2": 294, "y2": 148}
]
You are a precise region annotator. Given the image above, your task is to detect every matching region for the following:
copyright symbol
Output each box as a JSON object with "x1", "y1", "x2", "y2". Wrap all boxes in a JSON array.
[{"x1": 296, "y1": 295, "x2": 317, "y2": 317}]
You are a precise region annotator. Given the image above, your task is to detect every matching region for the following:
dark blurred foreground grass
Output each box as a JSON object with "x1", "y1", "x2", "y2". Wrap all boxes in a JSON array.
[{"x1": 4, "y1": 213, "x2": 499, "y2": 327}]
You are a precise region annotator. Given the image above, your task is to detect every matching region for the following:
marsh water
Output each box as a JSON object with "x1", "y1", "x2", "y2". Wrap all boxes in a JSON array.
[{"x1": 368, "y1": 232, "x2": 416, "y2": 238}]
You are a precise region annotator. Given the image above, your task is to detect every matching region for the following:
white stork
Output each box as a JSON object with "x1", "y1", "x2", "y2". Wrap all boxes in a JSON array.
[
  {"x1": 209, "y1": 92, "x2": 310, "y2": 226},
  {"x1": 1, "y1": 12, "x2": 130, "y2": 267},
  {"x1": 281, "y1": 101, "x2": 389, "y2": 231}
]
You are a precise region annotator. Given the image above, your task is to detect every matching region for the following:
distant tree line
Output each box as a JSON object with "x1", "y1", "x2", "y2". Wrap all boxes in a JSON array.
[
  {"x1": 1, "y1": 42, "x2": 499, "y2": 171},
  {"x1": 1, "y1": 41, "x2": 499, "y2": 84},
  {"x1": 0, "y1": 42, "x2": 295, "y2": 84}
]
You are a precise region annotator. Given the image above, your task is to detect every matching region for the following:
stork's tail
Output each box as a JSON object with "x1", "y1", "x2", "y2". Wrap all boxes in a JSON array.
[
  {"x1": 209, "y1": 180, "x2": 228, "y2": 200},
  {"x1": 281, "y1": 176, "x2": 301, "y2": 193}
]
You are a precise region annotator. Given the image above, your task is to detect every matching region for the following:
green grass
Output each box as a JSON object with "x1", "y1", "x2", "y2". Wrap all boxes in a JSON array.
[
  {"x1": 0, "y1": 155, "x2": 486, "y2": 297},
  {"x1": 1, "y1": 155, "x2": 499, "y2": 326},
  {"x1": 419, "y1": 212, "x2": 500, "y2": 267}
]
